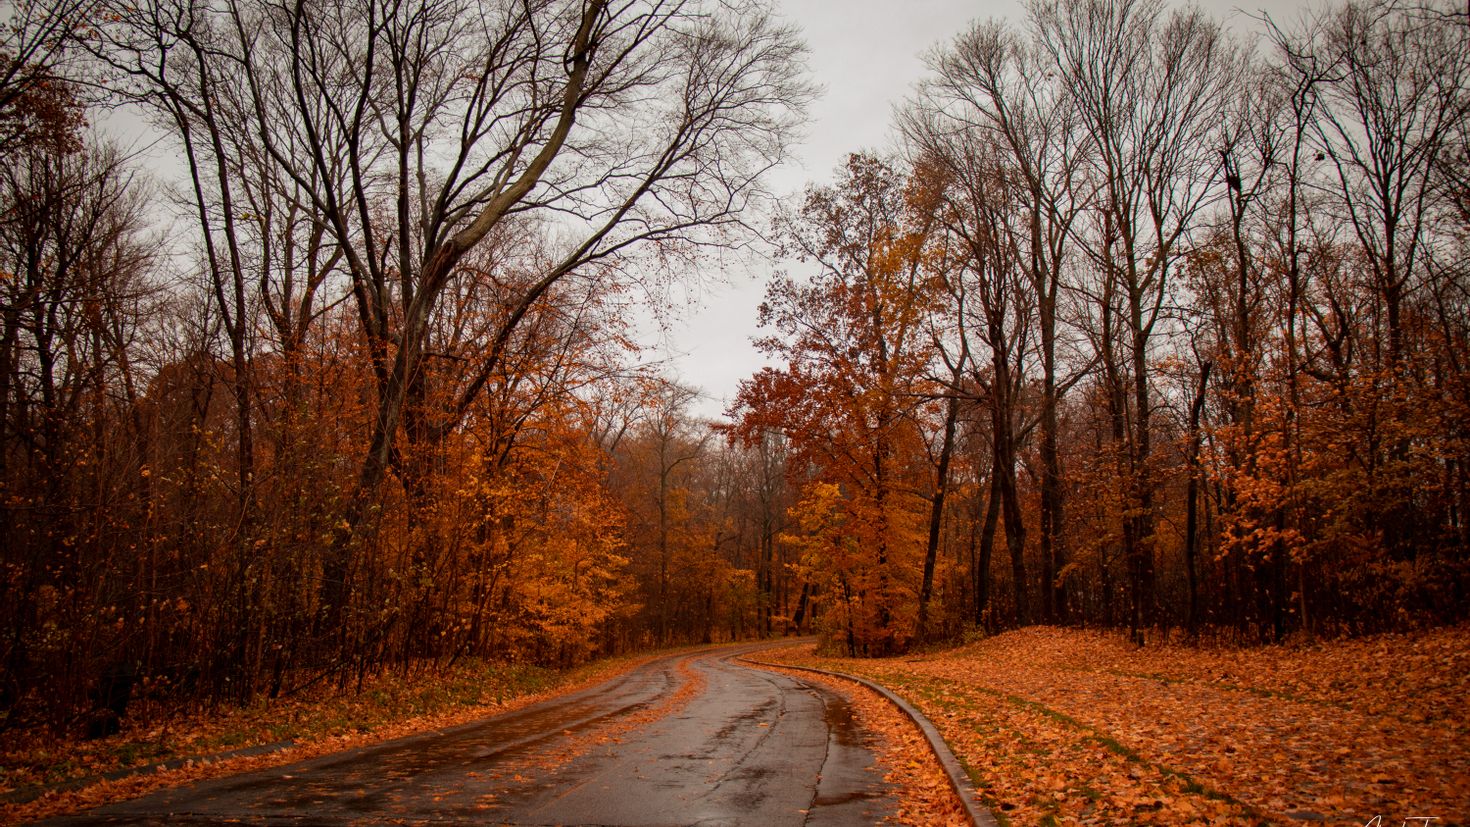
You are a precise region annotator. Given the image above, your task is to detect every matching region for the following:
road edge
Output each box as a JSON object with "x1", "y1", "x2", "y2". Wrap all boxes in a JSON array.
[
  {"x1": 739, "y1": 654, "x2": 999, "y2": 827},
  {"x1": 2, "y1": 644, "x2": 721, "y2": 814}
]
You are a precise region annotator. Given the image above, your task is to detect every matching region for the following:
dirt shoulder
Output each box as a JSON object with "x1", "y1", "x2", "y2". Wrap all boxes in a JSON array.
[{"x1": 758, "y1": 626, "x2": 1469, "y2": 826}]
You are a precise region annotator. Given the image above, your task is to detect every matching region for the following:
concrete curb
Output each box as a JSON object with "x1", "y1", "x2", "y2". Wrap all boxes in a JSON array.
[{"x1": 740, "y1": 655, "x2": 999, "y2": 827}]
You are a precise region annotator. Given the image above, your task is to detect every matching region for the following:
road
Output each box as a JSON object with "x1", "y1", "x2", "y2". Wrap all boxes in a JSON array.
[{"x1": 46, "y1": 645, "x2": 897, "y2": 826}]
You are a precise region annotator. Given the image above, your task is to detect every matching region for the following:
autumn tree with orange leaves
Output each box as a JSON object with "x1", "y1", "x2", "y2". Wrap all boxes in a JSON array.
[
  {"x1": 733, "y1": 155, "x2": 947, "y2": 655},
  {"x1": 0, "y1": 0, "x2": 813, "y2": 731}
]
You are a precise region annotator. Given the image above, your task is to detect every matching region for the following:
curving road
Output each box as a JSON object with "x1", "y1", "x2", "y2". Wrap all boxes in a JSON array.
[{"x1": 46, "y1": 645, "x2": 896, "y2": 826}]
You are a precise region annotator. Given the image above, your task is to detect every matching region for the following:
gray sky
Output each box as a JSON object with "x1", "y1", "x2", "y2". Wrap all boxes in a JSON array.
[{"x1": 655, "y1": 0, "x2": 1313, "y2": 421}]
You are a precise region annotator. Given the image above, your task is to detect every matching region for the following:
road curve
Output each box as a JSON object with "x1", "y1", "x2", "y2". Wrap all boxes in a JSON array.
[{"x1": 44, "y1": 644, "x2": 896, "y2": 826}]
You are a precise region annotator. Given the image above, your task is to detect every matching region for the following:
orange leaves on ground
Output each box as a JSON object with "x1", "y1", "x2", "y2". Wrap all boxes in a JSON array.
[{"x1": 762, "y1": 626, "x2": 1470, "y2": 825}]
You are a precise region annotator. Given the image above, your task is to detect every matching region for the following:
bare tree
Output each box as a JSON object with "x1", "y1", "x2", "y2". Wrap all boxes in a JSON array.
[
  {"x1": 920, "y1": 148, "x2": 1033, "y2": 626},
  {"x1": 101, "y1": 0, "x2": 811, "y2": 652},
  {"x1": 904, "y1": 17, "x2": 1091, "y2": 624},
  {"x1": 1307, "y1": 0, "x2": 1469, "y2": 370},
  {"x1": 1032, "y1": 0, "x2": 1238, "y2": 642}
]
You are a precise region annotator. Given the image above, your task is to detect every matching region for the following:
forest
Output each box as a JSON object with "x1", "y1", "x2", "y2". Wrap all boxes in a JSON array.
[{"x1": 0, "y1": 0, "x2": 1466, "y2": 737}]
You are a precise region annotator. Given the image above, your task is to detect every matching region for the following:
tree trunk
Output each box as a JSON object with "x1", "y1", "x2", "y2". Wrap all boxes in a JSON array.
[
  {"x1": 1185, "y1": 360, "x2": 1212, "y2": 633},
  {"x1": 917, "y1": 392, "x2": 959, "y2": 639},
  {"x1": 974, "y1": 471, "x2": 1001, "y2": 631}
]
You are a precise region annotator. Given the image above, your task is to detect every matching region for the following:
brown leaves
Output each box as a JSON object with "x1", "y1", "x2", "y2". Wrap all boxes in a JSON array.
[{"x1": 761, "y1": 626, "x2": 1470, "y2": 825}]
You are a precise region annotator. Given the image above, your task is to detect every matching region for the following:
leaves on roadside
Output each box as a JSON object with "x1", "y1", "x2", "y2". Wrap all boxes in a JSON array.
[
  {"x1": 751, "y1": 662, "x2": 968, "y2": 826},
  {"x1": 761, "y1": 626, "x2": 1469, "y2": 825}
]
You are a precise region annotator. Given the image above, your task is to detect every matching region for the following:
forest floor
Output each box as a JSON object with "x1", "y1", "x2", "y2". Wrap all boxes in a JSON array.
[
  {"x1": 0, "y1": 650, "x2": 670, "y2": 823},
  {"x1": 758, "y1": 625, "x2": 1470, "y2": 826}
]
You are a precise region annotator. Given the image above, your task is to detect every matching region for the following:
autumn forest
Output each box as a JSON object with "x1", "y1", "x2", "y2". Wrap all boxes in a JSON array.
[{"x1": 1, "y1": 0, "x2": 1467, "y2": 745}]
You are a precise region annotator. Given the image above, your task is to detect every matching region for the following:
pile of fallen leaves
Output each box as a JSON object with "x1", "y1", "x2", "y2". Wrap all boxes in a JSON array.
[
  {"x1": 0, "y1": 651, "x2": 664, "y2": 824},
  {"x1": 759, "y1": 625, "x2": 1470, "y2": 826}
]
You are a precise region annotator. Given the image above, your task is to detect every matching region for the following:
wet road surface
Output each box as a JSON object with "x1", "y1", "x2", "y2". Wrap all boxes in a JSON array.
[{"x1": 45, "y1": 645, "x2": 896, "y2": 825}]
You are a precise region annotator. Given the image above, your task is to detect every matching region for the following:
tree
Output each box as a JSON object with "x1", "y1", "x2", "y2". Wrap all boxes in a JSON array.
[
  {"x1": 735, "y1": 155, "x2": 941, "y2": 655},
  {"x1": 916, "y1": 150, "x2": 1035, "y2": 628},
  {"x1": 1033, "y1": 0, "x2": 1237, "y2": 642},
  {"x1": 0, "y1": 0, "x2": 88, "y2": 157},
  {"x1": 95, "y1": 0, "x2": 811, "y2": 676},
  {"x1": 610, "y1": 380, "x2": 716, "y2": 645},
  {"x1": 905, "y1": 16, "x2": 1090, "y2": 625},
  {"x1": 0, "y1": 142, "x2": 157, "y2": 725}
]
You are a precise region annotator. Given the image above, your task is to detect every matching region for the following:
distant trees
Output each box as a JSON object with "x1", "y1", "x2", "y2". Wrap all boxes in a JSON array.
[
  {"x1": 741, "y1": 0, "x2": 1470, "y2": 654},
  {"x1": 603, "y1": 378, "x2": 804, "y2": 648}
]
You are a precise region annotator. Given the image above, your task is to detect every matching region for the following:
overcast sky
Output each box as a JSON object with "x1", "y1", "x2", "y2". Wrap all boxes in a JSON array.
[
  {"x1": 107, "y1": 0, "x2": 1314, "y2": 422},
  {"x1": 655, "y1": 0, "x2": 1313, "y2": 421}
]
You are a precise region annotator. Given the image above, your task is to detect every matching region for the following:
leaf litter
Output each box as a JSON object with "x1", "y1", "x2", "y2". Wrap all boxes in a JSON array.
[{"x1": 758, "y1": 625, "x2": 1469, "y2": 826}]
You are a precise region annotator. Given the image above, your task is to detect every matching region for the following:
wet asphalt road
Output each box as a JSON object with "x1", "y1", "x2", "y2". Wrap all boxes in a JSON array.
[{"x1": 45, "y1": 645, "x2": 895, "y2": 826}]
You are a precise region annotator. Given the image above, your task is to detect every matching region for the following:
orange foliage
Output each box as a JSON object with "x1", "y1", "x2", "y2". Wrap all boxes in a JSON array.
[
  {"x1": 735, "y1": 155, "x2": 944, "y2": 656},
  {"x1": 765, "y1": 626, "x2": 1470, "y2": 825}
]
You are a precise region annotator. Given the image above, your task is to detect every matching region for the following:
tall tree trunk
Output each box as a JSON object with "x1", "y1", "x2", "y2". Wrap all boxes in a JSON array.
[
  {"x1": 1128, "y1": 282, "x2": 1154, "y2": 645},
  {"x1": 1039, "y1": 317, "x2": 1065, "y2": 623},
  {"x1": 1185, "y1": 360, "x2": 1212, "y2": 633},
  {"x1": 991, "y1": 345, "x2": 1027, "y2": 625},
  {"x1": 974, "y1": 471, "x2": 1001, "y2": 631},
  {"x1": 918, "y1": 392, "x2": 959, "y2": 639}
]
